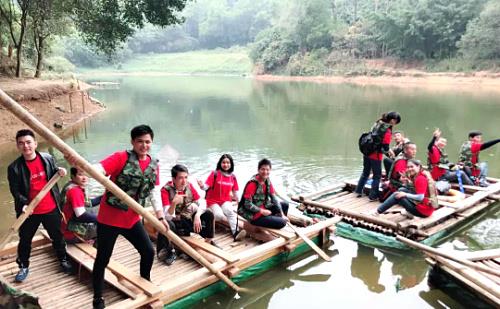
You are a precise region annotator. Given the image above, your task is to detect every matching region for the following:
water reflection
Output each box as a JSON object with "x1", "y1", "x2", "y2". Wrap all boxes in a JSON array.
[{"x1": 351, "y1": 245, "x2": 385, "y2": 293}]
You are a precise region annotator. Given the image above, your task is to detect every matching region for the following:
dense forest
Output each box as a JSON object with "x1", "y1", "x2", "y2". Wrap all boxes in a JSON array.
[{"x1": 1, "y1": 0, "x2": 500, "y2": 77}]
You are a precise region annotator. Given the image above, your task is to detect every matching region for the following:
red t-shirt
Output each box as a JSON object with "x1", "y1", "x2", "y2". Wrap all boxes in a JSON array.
[
  {"x1": 470, "y1": 142, "x2": 482, "y2": 177},
  {"x1": 428, "y1": 145, "x2": 446, "y2": 180},
  {"x1": 97, "y1": 151, "x2": 160, "y2": 228},
  {"x1": 61, "y1": 185, "x2": 85, "y2": 240},
  {"x1": 414, "y1": 173, "x2": 433, "y2": 217},
  {"x1": 205, "y1": 171, "x2": 239, "y2": 206},
  {"x1": 368, "y1": 128, "x2": 392, "y2": 161},
  {"x1": 391, "y1": 159, "x2": 407, "y2": 181},
  {"x1": 25, "y1": 155, "x2": 57, "y2": 214},
  {"x1": 243, "y1": 177, "x2": 275, "y2": 220},
  {"x1": 161, "y1": 182, "x2": 201, "y2": 216}
]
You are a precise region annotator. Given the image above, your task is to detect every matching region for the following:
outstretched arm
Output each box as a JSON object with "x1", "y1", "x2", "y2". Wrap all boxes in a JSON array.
[{"x1": 480, "y1": 138, "x2": 500, "y2": 151}]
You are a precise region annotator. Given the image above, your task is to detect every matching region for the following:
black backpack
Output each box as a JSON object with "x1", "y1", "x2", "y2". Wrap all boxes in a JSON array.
[{"x1": 358, "y1": 131, "x2": 378, "y2": 156}]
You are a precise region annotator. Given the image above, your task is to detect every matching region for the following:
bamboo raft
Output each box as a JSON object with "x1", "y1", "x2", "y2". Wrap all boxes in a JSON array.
[
  {"x1": 426, "y1": 249, "x2": 500, "y2": 307},
  {"x1": 292, "y1": 178, "x2": 500, "y2": 250},
  {"x1": 0, "y1": 212, "x2": 337, "y2": 308}
]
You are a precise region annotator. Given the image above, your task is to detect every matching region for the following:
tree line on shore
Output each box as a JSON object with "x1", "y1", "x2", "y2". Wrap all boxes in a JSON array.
[{"x1": 1, "y1": 0, "x2": 500, "y2": 77}]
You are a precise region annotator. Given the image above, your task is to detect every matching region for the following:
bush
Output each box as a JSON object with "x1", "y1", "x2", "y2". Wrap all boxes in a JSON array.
[{"x1": 44, "y1": 56, "x2": 76, "y2": 73}]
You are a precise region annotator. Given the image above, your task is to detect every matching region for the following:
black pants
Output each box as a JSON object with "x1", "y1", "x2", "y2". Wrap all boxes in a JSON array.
[
  {"x1": 383, "y1": 157, "x2": 394, "y2": 176},
  {"x1": 438, "y1": 170, "x2": 474, "y2": 186},
  {"x1": 251, "y1": 201, "x2": 289, "y2": 229},
  {"x1": 157, "y1": 211, "x2": 214, "y2": 254},
  {"x1": 355, "y1": 156, "x2": 382, "y2": 199},
  {"x1": 17, "y1": 208, "x2": 67, "y2": 268},
  {"x1": 93, "y1": 221, "x2": 154, "y2": 299}
]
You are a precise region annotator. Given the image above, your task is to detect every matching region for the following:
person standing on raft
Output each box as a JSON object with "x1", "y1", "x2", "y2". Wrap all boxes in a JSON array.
[
  {"x1": 8, "y1": 129, "x2": 73, "y2": 283},
  {"x1": 355, "y1": 112, "x2": 401, "y2": 201}
]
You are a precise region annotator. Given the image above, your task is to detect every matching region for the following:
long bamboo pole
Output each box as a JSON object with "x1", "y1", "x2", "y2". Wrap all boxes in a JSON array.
[
  {"x1": 0, "y1": 88, "x2": 242, "y2": 292},
  {"x1": 286, "y1": 222, "x2": 331, "y2": 262},
  {"x1": 397, "y1": 235, "x2": 500, "y2": 277},
  {"x1": 0, "y1": 174, "x2": 61, "y2": 250}
]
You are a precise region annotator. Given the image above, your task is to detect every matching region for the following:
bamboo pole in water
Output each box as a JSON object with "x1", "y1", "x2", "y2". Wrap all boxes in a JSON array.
[{"x1": 0, "y1": 88, "x2": 242, "y2": 293}]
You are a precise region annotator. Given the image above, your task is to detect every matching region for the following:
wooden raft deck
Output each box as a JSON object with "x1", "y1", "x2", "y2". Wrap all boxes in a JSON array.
[
  {"x1": 426, "y1": 249, "x2": 500, "y2": 307},
  {"x1": 0, "y1": 216, "x2": 336, "y2": 308},
  {"x1": 293, "y1": 178, "x2": 500, "y2": 247}
]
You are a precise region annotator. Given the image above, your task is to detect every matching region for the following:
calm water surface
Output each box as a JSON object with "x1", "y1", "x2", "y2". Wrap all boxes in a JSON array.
[{"x1": 1, "y1": 76, "x2": 499, "y2": 308}]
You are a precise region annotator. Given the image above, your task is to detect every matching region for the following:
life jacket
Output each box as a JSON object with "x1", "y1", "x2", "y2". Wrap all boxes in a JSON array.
[
  {"x1": 388, "y1": 154, "x2": 408, "y2": 189},
  {"x1": 163, "y1": 183, "x2": 197, "y2": 219},
  {"x1": 237, "y1": 175, "x2": 275, "y2": 221},
  {"x1": 106, "y1": 150, "x2": 158, "y2": 211},
  {"x1": 358, "y1": 121, "x2": 392, "y2": 156},
  {"x1": 421, "y1": 171, "x2": 439, "y2": 209},
  {"x1": 428, "y1": 146, "x2": 450, "y2": 170},
  {"x1": 459, "y1": 141, "x2": 479, "y2": 168},
  {"x1": 60, "y1": 181, "x2": 97, "y2": 240}
]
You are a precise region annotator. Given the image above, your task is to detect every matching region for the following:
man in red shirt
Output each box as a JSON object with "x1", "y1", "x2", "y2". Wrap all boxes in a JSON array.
[
  {"x1": 7, "y1": 129, "x2": 72, "y2": 282},
  {"x1": 459, "y1": 131, "x2": 500, "y2": 187},
  {"x1": 60, "y1": 167, "x2": 100, "y2": 243},
  {"x1": 387, "y1": 142, "x2": 417, "y2": 192},
  {"x1": 71, "y1": 125, "x2": 166, "y2": 309},
  {"x1": 158, "y1": 164, "x2": 215, "y2": 266}
]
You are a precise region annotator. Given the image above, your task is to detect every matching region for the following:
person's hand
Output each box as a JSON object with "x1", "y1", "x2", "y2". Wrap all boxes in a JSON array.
[
  {"x1": 388, "y1": 149, "x2": 395, "y2": 158},
  {"x1": 260, "y1": 209, "x2": 272, "y2": 216},
  {"x1": 172, "y1": 193, "x2": 184, "y2": 206},
  {"x1": 57, "y1": 167, "x2": 67, "y2": 177},
  {"x1": 197, "y1": 179, "x2": 204, "y2": 188},
  {"x1": 160, "y1": 219, "x2": 170, "y2": 232},
  {"x1": 433, "y1": 128, "x2": 441, "y2": 138},
  {"x1": 22, "y1": 205, "x2": 33, "y2": 215},
  {"x1": 193, "y1": 215, "x2": 202, "y2": 233},
  {"x1": 395, "y1": 192, "x2": 406, "y2": 199}
]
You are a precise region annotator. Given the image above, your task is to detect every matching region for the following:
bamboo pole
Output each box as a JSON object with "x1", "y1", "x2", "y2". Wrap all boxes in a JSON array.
[
  {"x1": 0, "y1": 88, "x2": 242, "y2": 292},
  {"x1": 397, "y1": 235, "x2": 500, "y2": 277},
  {"x1": 286, "y1": 222, "x2": 331, "y2": 262},
  {"x1": 0, "y1": 174, "x2": 61, "y2": 250}
]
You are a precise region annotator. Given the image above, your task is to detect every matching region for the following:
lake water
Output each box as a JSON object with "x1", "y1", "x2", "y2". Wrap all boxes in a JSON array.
[{"x1": 1, "y1": 76, "x2": 499, "y2": 308}]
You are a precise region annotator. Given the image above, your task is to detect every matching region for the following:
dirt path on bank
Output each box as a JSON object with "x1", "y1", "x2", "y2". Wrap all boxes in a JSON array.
[
  {"x1": 0, "y1": 78, "x2": 105, "y2": 152},
  {"x1": 255, "y1": 71, "x2": 500, "y2": 93}
]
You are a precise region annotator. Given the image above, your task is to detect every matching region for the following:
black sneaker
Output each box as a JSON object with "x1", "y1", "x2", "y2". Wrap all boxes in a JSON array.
[
  {"x1": 93, "y1": 297, "x2": 105, "y2": 309},
  {"x1": 60, "y1": 259, "x2": 74, "y2": 274},
  {"x1": 163, "y1": 250, "x2": 177, "y2": 266}
]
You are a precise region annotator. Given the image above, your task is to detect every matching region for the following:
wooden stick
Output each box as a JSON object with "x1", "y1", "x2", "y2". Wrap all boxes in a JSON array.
[
  {"x1": 0, "y1": 173, "x2": 61, "y2": 250},
  {"x1": 0, "y1": 88, "x2": 242, "y2": 292},
  {"x1": 286, "y1": 222, "x2": 331, "y2": 262},
  {"x1": 397, "y1": 235, "x2": 500, "y2": 277}
]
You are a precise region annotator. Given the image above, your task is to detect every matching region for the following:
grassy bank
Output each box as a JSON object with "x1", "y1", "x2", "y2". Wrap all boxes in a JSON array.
[{"x1": 78, "y1": 47, "x2": 252, "y2": 76}]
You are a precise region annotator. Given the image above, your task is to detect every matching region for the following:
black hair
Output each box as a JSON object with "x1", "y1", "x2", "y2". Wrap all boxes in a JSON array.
[
  {"x1": 258, "y1": 158, "x2": 272, "y2": 170},
  {"x1": 131, "y1": 125, "x2": 154, "y2": 140},
  {"x1": 171, "y1": 164, "x2": 189, "y2": 178},
  {"x1": 380, "y1": 111, "x2": 401, "y2": 124},
  {"x1": 216, "y1": 154, "x2": 234, "y2": 173},
  {"x1": 16, "y1": 129, "x2": 35, "y2": 141},
  {"x1": 393, "y1": 131, "x2": 404, "y2": 135},
  {"x1": 468, "y1": 131, "x2": 482, "y2": 139},
  {"x1": 403, "y1": 142, "x2": 416, "y2": 150},
  {"x1": 70, "y1": 167, "x2": 78, "y2": 177},
  {"x1": 407, "y1": 159, "x2": 422, "y2": 167}
]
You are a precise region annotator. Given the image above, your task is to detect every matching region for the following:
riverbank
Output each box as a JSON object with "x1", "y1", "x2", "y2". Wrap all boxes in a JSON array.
[{"x1": 0, "y1": 78, "x2": 105, "y2": 151}]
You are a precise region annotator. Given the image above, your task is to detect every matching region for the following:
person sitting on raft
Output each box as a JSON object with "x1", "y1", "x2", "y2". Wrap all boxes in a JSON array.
[
  {"x1": 60, "y1": 167, "x2": 101, "y2": 244},
  {"x1": 382, "y1": 142, "x2": 417, "y2": 198},
  {"x1": 383, "y1": 131, "x2": 410, "y2": 176},
  {"x1": 427, "y1": 129, "x2": 473, "y2": 185},
  {"x1": 355, "y1": 111, "x2": 401, "y2": 201},
  {"x1": 238, "y1": 158, "x2": 289, "y2": 241},
  {"x1": 158, "y1": 164, "x2": 216, "y2": 266},
  {"x1": 373, "y1": 159, "x2": 438, "y2": 218},
  {"x1": 197, "y1": 154, "x2": 246, "y2": 241},
  {"x1": 459, "y1": 131, "x2": 500, "y2": 187}
]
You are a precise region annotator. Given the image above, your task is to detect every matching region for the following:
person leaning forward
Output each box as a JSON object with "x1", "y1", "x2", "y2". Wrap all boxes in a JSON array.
[
  {"x1": 7, "y1": 129, "x2": 73, "y2": 283},
  {"x1": 157, "y1": 164, "x2": 216, "y2": 266},
  {"x1": 66, "y1": 124, "x2": 165, "y2": 309}
]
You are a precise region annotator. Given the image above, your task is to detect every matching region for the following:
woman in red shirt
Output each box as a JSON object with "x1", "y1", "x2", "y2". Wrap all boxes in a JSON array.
[
  {"x1": 355, "y1": 111, "x2": 401, "y2": 201},
  {"x1": 374, "y1": 159, "x2": 434, "y2": 218},
  {"x1": 198, "y1": 154, "x2": 246, "y2": 241}
]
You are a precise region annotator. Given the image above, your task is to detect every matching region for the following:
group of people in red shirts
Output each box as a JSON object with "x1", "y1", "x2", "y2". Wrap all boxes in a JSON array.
[
  {"x1": 354, "y1": 111, "x2": 500, "y2": 219},
  {"x1": 8, "y1": 125, "x2": 289, "y2": 309}
]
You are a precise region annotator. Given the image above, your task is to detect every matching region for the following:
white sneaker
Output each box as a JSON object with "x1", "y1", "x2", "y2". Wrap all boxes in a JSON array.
[{"x1": 400, "y1": 209, "x2": 414, "y2": 219}]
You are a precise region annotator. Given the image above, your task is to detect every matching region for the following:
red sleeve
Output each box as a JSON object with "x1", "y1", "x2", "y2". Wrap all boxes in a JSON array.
[
  {"x1": 269, "y1": 183, "x2": 275, "y2": 195},
  {"x1": 189, "y1": 183, "x2": 201, "y2": 201},
  {"x1": 67, "y1": 187, "x2": 85, "y2": 209},
  {"x1": 232, "y1": 175, "x2": 239, "y2": 191},
  {"x1": 161, "y1": 188, "x2": 170, "y2": 206},
  {"x1": 205, "y1": 171, "x2": 215, "y2": 187},
  {"x1": 100, "y1": 151, "x2": 127, "y2": 176},
  {"x1": 392, "y1": 160, "x2": 406, "y2": 177},
  {"x1": 471, "y1": 142, "x2": 482, "y2": 153},
  {"x1": 243, "y1": 182, "x2": 257, "y2": 199},
  {"x1": 414, "y1": 175, "x2": 428, "y2": 195},
  {"x1": 428, "y1": 146, "x2": 440, "y2": 164},
  {"x1": 382, "y1": 128, "x2": 392, "y2": 145}
]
